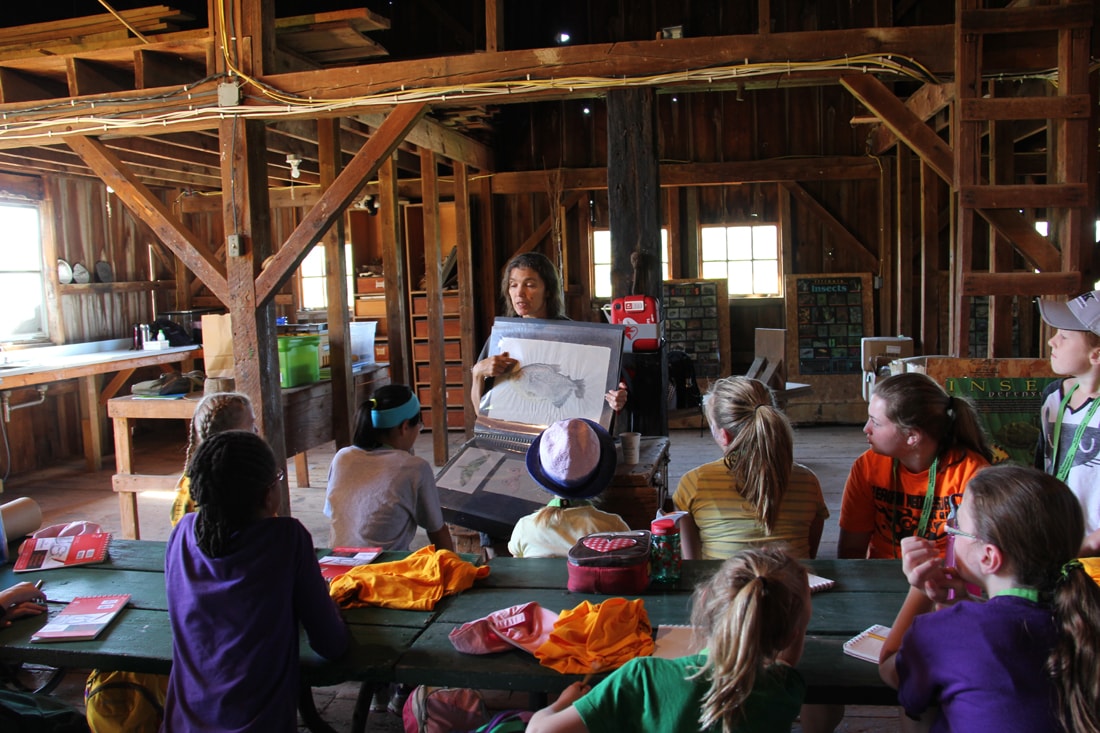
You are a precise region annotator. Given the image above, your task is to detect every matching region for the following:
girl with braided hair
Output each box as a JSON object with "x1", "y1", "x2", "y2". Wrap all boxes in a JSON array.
[
  {"x1": 881, "y1": 464, "x2": 1100, "y2": 732},
  {"x1": 324, "y1": 384, "x2": 454, "y2": 552},
  {"x1": 169, "y1": 391, "x2": 256, "y2": 526},
  {"x1": 673, "y1": 376, "x2": 828, "y2": 560},
  {"x1": 163, "y1": 430, "x2": 349, "y2": 732},
  {"x1": 528, "y1": 545, "x2": 811, "y2": 733}
]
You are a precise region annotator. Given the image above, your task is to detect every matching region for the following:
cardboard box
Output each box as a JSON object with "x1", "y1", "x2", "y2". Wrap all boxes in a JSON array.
[
  {"x1": 862, "y1": 337, "x2": 914, "y2": 374},
  {"x1": 356, "y1": 276, "x2": 385, "y2": 294}
]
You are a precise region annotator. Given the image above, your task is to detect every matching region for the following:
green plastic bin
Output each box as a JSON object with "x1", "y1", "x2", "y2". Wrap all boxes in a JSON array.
[{"x1": 277, "y1": 335, "x2": 320, "y2": 388}]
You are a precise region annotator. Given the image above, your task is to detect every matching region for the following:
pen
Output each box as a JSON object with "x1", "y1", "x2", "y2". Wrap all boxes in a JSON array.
[{"x1": 34, "y1": 580, "x2": 43, "y2": 590}]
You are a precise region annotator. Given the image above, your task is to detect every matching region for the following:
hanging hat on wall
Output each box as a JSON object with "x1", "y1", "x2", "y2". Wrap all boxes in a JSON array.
[{"x1": 525, "y1": 418, "x2": 616, "y2": 500}]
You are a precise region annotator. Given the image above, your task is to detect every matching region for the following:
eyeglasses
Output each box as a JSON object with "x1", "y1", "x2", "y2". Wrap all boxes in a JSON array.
[
  {"x1": 944, "y1": 514, "x2": 980, "y2": 542},
  {"x1": 273, "y1": 469, "x2": 285, "y2": 483}
]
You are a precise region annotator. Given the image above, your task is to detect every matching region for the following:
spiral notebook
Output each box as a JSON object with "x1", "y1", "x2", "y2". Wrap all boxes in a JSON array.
[
  {"x1": 843, "y1": 624, "x2": 891, "y2": 663},
  {"x1": 807, "y1": 573, "x2": 834, "y2": 593},
  {"x1": 32, "y1": 594, "x2": 130, "y2": 642}
]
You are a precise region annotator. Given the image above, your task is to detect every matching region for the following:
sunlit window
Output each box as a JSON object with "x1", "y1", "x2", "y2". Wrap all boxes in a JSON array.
[
  {"x1": 0, "y1": 203, "x2": 46, "y2": 341},
  {"x1": 592, "y1": 229, "x2": 669, "y2": 298},
  {"x1": 700, "y1": 224, "x2": 780, "y2": 297},
  {"x1": 299, "y1": 244, "x2": 354, "y2": 310}
]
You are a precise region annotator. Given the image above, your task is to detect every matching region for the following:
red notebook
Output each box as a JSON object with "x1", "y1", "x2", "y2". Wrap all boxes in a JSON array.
[
  {"x1": 32, "y1": 594, "x2": 131, "y2": 642},
  {"x1": 13, "y1": 533, "x2": 111, "y2": 572},
  {"x1": 318, "y1": 547, "x2": 382, "y2": 582}
]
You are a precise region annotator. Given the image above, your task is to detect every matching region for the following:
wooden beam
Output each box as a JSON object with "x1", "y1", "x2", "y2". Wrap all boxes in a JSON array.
[
  {"x1": 515, "y1": 191, "x2": 584, "y2": 255},
  {"x1": 960, "y1": 183, "x2": 1088, "y2": 209},
  {"x1": 64, "y1": 135, "x2": 228, "y2": 304},
  {"x1": 960, "y1": 271, "x2": 1082, "y2": 297},
  {"x1": 255, "y1": 103, "x2": 426, "y2": 306},
  {"x1": 870, "y1": 82, "x2": 954, "y2": 154},
  {"x1": 454, "y1": 161, "x2": 477, "y2": 434},
  {"x1": 782, "y1": 182, "x2": 878, "y2": 271},
  {"x1": 840, "y1": 73, "x2": 1061, "y2": 273},
  {"x1": 355, "y1": 112, "x2": 494, "y2": 171},
  {"x1": 379, "y1": 153, "x2": 410, "y2": 385},
  {"x1": 959, "y1": 94, "x2": 1090, "y2": 122},
  {"x1": 492, "y1": 157, "x2": 881, "y2": 194},
  {"x1": 485, "y1": 0, "x2": 504, "y2": 52}
]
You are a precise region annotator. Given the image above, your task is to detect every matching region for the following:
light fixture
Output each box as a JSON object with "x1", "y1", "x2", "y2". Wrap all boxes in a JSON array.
[
  {"x1": 286, "y1": 154, "x2": 302, "y2": 179},
  {"x1": 556, "y1": 31, "x2": 571, "y2": 44},
  {"x1": 582, "y1": 106, "x2": 591, "y2": 116}
]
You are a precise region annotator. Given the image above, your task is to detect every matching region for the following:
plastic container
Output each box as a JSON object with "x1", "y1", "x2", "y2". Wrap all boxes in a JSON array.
[
  {"x1": 277, "y1": 335, "x2": 320, "y2": 388},
  {"x1": 649, "y1": 518, "x2": 681, "y2": 583}
]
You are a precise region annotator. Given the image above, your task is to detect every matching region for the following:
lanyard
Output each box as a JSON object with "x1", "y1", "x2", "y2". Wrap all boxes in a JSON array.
[
  {"x1": 1052, "y1": 383, "x2": 1100, "y2": 482},
  {"x1": 892, "y1": 455, "x2": 940, "y2": 553},
  {"x1": 994, "y1": 587, "x2": 1040, "y2": 603}
]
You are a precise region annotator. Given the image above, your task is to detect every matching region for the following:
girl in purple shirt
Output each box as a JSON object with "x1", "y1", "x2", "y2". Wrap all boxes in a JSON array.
[
  {"x1": 163, "y1": 430, "x2": 349, "y2": 732},
  {"x1": 880, "y1": 464, "x2": 1100, "y2": 733}
]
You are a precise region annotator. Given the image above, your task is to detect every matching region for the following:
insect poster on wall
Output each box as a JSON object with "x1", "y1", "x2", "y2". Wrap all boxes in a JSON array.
[{"x1": 475, "y1": 318, "x2": 625, "y2": 437}]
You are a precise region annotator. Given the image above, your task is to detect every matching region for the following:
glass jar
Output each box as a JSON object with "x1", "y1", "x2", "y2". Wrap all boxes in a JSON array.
[{"x1": 650, "y1": 518, "x2": 681, "y2": 583}]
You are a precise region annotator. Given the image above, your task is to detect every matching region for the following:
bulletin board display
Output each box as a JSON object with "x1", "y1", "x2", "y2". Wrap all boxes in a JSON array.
[
  {"x1": 661, "y1": 278, "x2": 731, "y2": 381},
  {"x1": 785, "y1": 273, "x2": 873, "y2": 376}
]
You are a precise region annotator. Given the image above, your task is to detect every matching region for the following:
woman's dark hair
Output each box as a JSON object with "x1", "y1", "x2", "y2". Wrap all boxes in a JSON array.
[
  {"x1": 187, "y1": 430, "x2": 277, "y2": 557},
  {"x1": 499, "y1": 251, "x2": 564, "y2": 319},
  {"x1": 966, "y1": 465, "x2": 1100, "y2": 733},
  {"x1": 872, "y1": 372, "x2": 993, "y2": 463},
  {"x1": 352, "y1": 384, "x2": 421, "y2": 450}
]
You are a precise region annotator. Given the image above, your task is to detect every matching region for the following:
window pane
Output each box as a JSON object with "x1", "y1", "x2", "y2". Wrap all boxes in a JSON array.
[
  {"x1": 701, "y1": 261, "x2": 727, "y2": 281},
  {"x1": 0, "y1": 206, "x2": 41, "y2": 271},
  {"x1": 727, "y1": 227, "x2": 753, "y2": 260},
  {"x1": 593, "y1": 231, "x2": 611, "y2": 265},
  {"x1": 0, "y1": 273, "x2": 44, "y2": 338},
  {"x1": 594, "y1": 264, "x2": 612, "y2": 298},
  {"x1": 728, "y1": 260, "x2": 754, "y2": 295},
  {"x1": 753, "y1": 260, "x2": 779, "y2": 295},
  {"x1": 700, "y1": 227, "x2": 726, "y2": 261},
  {"x1": 301, "y1": 247, "x2": 325, "y2": 277},
  {"x1": 301, "y1": 278, "x2": 327, "y2": 309},
  {"x1": 752, "y1": 225, "x2": 778, "y2": 259}
]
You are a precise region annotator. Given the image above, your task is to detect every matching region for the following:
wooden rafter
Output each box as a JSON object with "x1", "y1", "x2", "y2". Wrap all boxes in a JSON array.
[
  {"x1": 255, "y1": 103, "x2": 427, "y2": 306},
  {"x1": 781, "y1": 182, "x2": 878, "y2": 270}
]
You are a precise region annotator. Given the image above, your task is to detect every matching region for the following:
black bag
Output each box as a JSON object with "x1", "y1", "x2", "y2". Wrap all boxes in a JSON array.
[
  {"x1": 668, "y1": 351, "x2": 702, "y2": 409},
  {"x1": 148, "y1": 318, "x2": 192, "y2": 347},
  {"x1": 0, "y1": 689, "x2": 89, "y2": 732}
]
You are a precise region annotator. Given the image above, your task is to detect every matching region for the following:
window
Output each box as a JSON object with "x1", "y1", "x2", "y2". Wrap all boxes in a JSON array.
[
  {"x1": 299, "y1": 244, "x2": 354, "y2": 310},
  {"x1": 0, "y1": 203, "x2": 47, "y2": 341},
  {"x1": 700, "y1": 224, "x2": 780, "y2": 297},
  {"x1": 592, "y1": 229, "x2": 669, "y2": 299}
]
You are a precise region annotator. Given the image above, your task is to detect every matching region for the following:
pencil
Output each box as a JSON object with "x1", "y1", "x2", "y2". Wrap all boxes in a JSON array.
[{"x1": 34, "y1": 580, "x2": 44, "y2": 590}]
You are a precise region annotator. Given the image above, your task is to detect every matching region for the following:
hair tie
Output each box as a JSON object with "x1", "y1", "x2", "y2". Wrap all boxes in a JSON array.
[
  {"x1": 369, "y1": 398, "x2": 377, "y2": 409},
  {"x1": 945, "y1": 395, "x2": 956, "y2": 420},
  {"x1": 757, "y1": 576, "x2": 769, "y2": 595},
  {"x1": 1059, "y1": 558, "x2": 1084, "y2": 583}
]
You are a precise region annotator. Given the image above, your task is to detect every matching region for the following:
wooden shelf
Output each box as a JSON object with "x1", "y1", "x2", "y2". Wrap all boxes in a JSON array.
[{"x1": 58, "y1": 280, "x2": 176, "y2": 295}]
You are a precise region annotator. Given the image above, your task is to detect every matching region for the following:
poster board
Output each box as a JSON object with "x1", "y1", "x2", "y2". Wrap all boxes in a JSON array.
[
  {"x1": 785, "y1": 273, "x2": 874, "y2": 376},
  {"x1": 661, "y1": 279, "x2": 731, "y2": 382},
  {"x1": 915, "y1": 357, "x2": 1056, "y2": 466}
]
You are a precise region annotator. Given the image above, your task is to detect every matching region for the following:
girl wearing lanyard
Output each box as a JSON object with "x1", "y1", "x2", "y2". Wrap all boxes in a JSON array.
[
  {"x1": 1036, "y1": 290, "x2": 1100, "y2": 556},
  {"x1": 804, "y1": 373, "x2": 992, "y2": 733},
  {"x1": 880, "y1": 465, "x2": 1100, "y2": 733}
]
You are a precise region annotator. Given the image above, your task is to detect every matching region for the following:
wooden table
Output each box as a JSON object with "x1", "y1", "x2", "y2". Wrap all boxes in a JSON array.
[
  {"x1": 0, "y1": 545, "x2": 906, "y2": 731},
  {"x1": 107, "y1": 364, "x2": 389, "y2": 539},
  {"x1": 0, "y1": 342, "x2": 201, "y2": 472},
  {"x1": 437, "y1": 436, "x2": 671, "y2": 537}
]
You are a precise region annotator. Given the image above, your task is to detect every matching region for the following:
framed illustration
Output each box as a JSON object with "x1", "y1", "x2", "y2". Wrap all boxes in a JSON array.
[
  {"x1": 784, "y1": 273, "x2": 873, "y2": 376},
  {"x1": 474, "y1": 317, "x2": 625, "y2": 439}
]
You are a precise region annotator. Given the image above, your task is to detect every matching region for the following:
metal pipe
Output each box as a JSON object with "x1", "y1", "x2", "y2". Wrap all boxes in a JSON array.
[{"x1": 2, "y1": 385, "x2": 48, "y2": 423}]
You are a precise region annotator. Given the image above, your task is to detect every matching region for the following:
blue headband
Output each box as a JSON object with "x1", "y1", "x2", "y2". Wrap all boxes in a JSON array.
[{"x1": 372, "y1": 393, "x2": 421, "y2": 429}]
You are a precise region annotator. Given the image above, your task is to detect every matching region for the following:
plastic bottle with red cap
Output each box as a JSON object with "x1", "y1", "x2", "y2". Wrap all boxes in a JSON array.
[{"x1": 649, "y1": 518, "x2": 681, "y2": 583}]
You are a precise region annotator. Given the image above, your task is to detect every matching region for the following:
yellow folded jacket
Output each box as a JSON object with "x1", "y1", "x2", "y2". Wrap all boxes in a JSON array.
[
  {"x1": 328, "y1": 545, "x2": 490, "y2": 610},
  {"x1": 534, "y1": 597, "x2": 654, "y2": 675}
]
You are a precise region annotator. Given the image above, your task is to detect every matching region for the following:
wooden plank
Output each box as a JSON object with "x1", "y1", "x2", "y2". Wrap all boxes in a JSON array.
[
  {"x1": 68, "y1": 58, "x2": 135, "y2": 97},
  {"x1": 781, "y1": 182, "x2": 878, "y2": 271},
  {"x1": 961, "y1": 272, "x2": 1083, "y2": 297},
  {"x1": 274, "y1": 8, "x2": 391, "y2": 32},
  {"x1": 960, "y1": 183, "x2": 1088, "y2": 209},
  {"x1": 379, "y1": 155, "x2": 410, "y2": 385},
  {"x1": 959, "y1": 94, "x2": 1090, "y2": 121},
  {"x1": 0, "y1": 67, "x2": 67, "y2": 103},
  {"x1": 421, "y1": 149, "x2": 448, "y2": 463},
  {"x1": 355, "y1": 112, "x2": 494, "y2": 173},
  {"x1": 960, "y1": 4, "x2": 1093, "y2": 34},
  {"x1": 870, "y1": 82, "x2": 954, "y2": 154},
  {"x1": 453, "y1": 161, "x2": 477, "y2": 435}
]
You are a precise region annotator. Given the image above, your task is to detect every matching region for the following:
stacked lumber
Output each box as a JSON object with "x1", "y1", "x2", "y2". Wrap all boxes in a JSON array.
[{"x1": 0, "y1": 5, "x2": 192, "y2": 60}]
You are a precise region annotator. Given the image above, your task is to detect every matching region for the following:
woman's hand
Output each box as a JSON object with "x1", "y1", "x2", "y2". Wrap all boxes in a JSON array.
[
  {"x1": 472, "y1": 351, "x2": 519, "y2": 381},
  {"x1": 0, "y1": 582, "x2": 47, "y2": 626},
  {"x1": 605, "y1": 381, "x2": 628, "y2": 411}
]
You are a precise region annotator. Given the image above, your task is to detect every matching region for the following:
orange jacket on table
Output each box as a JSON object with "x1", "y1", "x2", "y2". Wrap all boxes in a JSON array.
[
  {"x1": 328, "y1": 545, "x2": 490, "y2": 610},
  {"x1": 534, "y1": 597, "x2": 654, "y2": 674}
]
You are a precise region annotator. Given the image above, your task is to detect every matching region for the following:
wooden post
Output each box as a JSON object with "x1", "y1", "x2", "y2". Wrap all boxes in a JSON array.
[
  {"x1": 607, "y1": 88, "x2": 667, "y2": 436},
  {"x1": 454, "y1": 162, "x2": 477, "y2": 435},
  {"x1": 421, "y1": 149, "x2": 448, "y2": 464},
  {"x1": 219, "y1": 116, "x2": 289, "y2": 513},
  {"x1": 318, "y1": 118, "x2": 353, "y2": 447},
  {"x1": 379, "y1": 154, "x2": 410, "y2": 386}
]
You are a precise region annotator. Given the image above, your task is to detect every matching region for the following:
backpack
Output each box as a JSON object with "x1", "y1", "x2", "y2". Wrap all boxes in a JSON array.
[
  {"x1": 667, "y1": 350, "x2": 702, "y2": 409},
  {"x1": 0, "y1": 689, "x2": 89, "y2": 733},
  {"x1": 84, "y1": 670, "x2": 167, "y2": 733},
  {"x1": 402, "y1": 686, "x2": 487, "y2": 733},
  {"x1": 471, "y1": 709, "x2": 532, "y2": 732}
]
